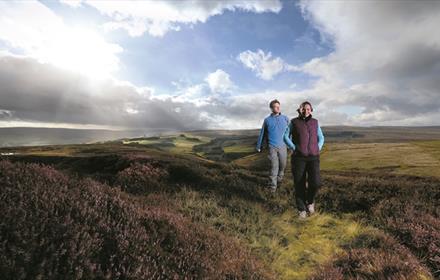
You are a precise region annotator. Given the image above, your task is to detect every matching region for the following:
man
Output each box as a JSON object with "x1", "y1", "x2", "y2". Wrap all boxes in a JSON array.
[
  {"x1": 256, "y1": 99, "x2": 290, "y2": 192},
  {"x1": 283, "y1": 101, "x2": 324, "y2": 219}
]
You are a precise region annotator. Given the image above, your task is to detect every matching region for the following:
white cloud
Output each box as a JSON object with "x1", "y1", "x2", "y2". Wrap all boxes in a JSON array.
[
  {"x1": 204, "y1": 69, "x2": 234, "y2": 94},
  {"x1": 237, "y1": 49, "x2": 300, "y2": 80},
  {"x1": 59, "y1": 0, "x2": 83, "y2": 8},
  {"x1": 62, "y1": 0, "x2": 282, "y2": 37},
  {"x1": 0, "y1": 1, "x2": 122, "y2": 79},
  {"x1": 171, "y1": 83, "x2": 211, "y2": 106},
  {"x1": 296, "y1": 0, "x2": 440, "y2": 125},
  {"x1": 162, "y1": 69, "x2": 235, "y2": 106}
]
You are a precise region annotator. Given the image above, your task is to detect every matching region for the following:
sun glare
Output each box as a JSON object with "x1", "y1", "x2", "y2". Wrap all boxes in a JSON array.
[{"x1": 36, "y1": 27, "x2": 122, "y2": 79}]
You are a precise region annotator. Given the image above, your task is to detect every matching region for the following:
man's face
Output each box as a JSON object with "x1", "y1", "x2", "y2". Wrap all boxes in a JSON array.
[
  {"x1": 301, "y1": 104, "x2": 312, "y2": 117},
  {"x1": 271, "y1": 103, "x2": 281, "y2": 114}
]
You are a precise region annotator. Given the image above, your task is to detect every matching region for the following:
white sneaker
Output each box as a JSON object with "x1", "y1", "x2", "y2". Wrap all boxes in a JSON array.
[
  {"x1": 307, "y1": 203, "x2": 315, "y2": 214},
  {"x1": 299, "y1": 211, "x2": 307, "y2": 219}
]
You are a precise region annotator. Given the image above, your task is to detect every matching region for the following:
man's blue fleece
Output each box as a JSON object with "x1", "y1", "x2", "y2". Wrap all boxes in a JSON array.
[{"x1": 256, "y1": 113, "x2": 290, "y2": 150}]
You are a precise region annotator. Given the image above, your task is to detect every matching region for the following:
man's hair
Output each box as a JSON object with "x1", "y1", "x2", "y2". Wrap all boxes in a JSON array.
[
  {"x1": 269, "y1": 99, "x2": 280, "y2": 109},
  {"x1": 297, "y1": 101, "x2": 313, "y2": 115}
]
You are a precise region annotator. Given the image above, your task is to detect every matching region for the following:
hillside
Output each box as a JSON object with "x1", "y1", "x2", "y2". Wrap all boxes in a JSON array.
[{"x1": 0, "y1": 129, "x2": 439, "y2": 279}]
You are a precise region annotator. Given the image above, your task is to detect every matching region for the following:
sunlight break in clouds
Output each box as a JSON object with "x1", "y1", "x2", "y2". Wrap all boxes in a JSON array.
[{"x1": 0, "y1": 1, "x2": 122, "y2": 79}]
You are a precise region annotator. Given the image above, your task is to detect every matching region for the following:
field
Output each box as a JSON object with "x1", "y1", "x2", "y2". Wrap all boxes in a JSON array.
[{"x1": 0, "y1": 126, "x2": 439, "y2": 279}]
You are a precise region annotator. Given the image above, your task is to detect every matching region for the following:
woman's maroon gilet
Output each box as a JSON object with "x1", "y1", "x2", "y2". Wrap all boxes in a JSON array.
[{"x1": 291, "y1": 116, "x2": 319, "y2": 157}]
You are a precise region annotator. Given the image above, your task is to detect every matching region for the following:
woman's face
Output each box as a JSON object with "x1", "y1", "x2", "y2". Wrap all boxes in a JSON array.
[{"x1": 301, "y1": 104, "x2": 312, "y2": 117}]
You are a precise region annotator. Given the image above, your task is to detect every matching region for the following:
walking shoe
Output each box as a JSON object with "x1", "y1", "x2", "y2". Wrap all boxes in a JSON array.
[
  {"x1": 307, "y1": 203, "x2": 315, "y2": 214},
  {"x1": 266, "y1": 184, "x2": 277, "y2": 193},
  {"x1": 298, "y1": 210, "x2": 307, "y2": 219}
]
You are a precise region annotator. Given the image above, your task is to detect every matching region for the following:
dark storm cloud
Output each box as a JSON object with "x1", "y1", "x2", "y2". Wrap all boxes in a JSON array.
[{"x1": 0, "y1": 54, "x2": 209, "y2": 130}]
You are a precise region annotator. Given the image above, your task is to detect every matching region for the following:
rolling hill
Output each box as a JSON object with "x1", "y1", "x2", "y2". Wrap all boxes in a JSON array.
[{"x1": 0, "y1": 127, "x2": 439, "y2": 279}]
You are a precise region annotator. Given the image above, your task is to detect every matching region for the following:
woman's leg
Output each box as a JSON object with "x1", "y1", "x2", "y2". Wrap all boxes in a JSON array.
[
  {"x1": 306, "y1": 157, "x2": 321, "y2": 205},
  {"x1": 292, "y1": 156, "x2": 307, "y2": 212}
]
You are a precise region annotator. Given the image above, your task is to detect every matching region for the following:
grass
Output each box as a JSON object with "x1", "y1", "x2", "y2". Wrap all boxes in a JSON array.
[
  {"x1": 268, "y1": 211, "x2": 365, "y2": 280},
  {"x1": 319, "y1": 141, "x2": 440, "y2": 177},
  {"x1": 413, "y1": 140, "x2": 440, "y2": 162},
  {"x1": 170, "y1": 187, "x2": 379, "y2": 280},
  {"x1": 223, "y1": 144, "x2": 255, "y2": 153},
  {"x1": 123, "y1": 134, "x2": 211, "y2": 154}
]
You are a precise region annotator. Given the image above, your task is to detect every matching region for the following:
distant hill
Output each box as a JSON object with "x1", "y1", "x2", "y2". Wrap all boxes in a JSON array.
[
  {"x1": 0, "y1": 127, "x2": 168, "y2": 147},
  {"x1": 1, "y1": 126, "x2": 440, "y2": 147}
]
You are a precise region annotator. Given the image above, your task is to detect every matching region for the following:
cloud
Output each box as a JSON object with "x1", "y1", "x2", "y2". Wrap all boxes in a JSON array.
[
  {"x1": 63, "y1": 0, "x2": 282, "y2": 37},
  {"x1": 0, "y1": 0, "x2": 288, "y2": 131},
  {"x1": 0, "y1": 1, "x2": 122, "y2": 79},
  {"x1": 297, "y1": 0, "x2": 440, "y2": 125},
  {"x1": 204, "y1": 69, "x2": 234, "y2": 94},
  {"x1": 0, "y1": 53, "x2": 295, "y2": 131},
  {"x1": 0, "y1": 53, "x2": 210, "y2": 131},
  {"x1": 2, "y1": 0, "x2": 440, "y2": 132},
  {"x1": 0, "y1": 52, "x2": 333, "y2": 131},
  {"x1": 237, "y1": 49, "x2": 300, "y2": 80},
  {"x1": 154, "y1": 69, "x2": 235, "y2": 109},
  {"x1": 59, "y1": 0, "x2": 83, "y2": 8}
]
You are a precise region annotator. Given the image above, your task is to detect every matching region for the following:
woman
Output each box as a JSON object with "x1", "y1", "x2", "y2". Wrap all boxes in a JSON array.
[{"x1": 283, "y1": 101, "x2": 324, "y2": 219}]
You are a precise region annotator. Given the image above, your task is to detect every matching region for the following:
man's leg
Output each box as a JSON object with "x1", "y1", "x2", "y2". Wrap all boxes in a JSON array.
[
  {"x1": 292, "y1": 156, "x2": 307, "y2": 212},
  {"x1": 277, "y1": 146, "x2": 287, "y2": 184},
  {"x1": 306, "y1": 157, "x2": 322, "y2": 205},
  {"x1": 268, "y1": 147, "x2": 279, "y2": 189}
]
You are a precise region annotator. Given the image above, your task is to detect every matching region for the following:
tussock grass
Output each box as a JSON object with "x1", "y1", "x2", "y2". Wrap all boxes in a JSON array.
[{"x1": 171, "y1": 188, "x2": 378, "y2": 280}]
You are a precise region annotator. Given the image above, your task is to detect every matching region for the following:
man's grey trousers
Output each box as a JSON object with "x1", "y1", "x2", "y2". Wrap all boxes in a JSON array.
[{"x1": 267, "y1": 145, "x2": 288, "y2": 189}]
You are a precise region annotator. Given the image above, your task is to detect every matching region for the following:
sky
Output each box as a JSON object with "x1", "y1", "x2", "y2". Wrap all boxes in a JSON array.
[{"x1": 0, "y1": 0, "x2": 439, "y2": 132}]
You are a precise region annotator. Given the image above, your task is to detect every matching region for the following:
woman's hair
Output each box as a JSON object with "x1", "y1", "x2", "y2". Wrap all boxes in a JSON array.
[
  {"x1": 269, "y1": 99, "x2": 280, "y2": 108},
  {"x1": 297, "y1": 101, "x2": 313, "y2": 115}
]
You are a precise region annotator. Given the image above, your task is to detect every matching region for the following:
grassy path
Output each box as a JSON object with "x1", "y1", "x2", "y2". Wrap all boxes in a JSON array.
[{"x1": 171, "y1": 188, "x2": 371, "y2": 279}]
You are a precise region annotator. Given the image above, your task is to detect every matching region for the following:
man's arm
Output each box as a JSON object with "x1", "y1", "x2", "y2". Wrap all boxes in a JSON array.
[
  {"x1": 317, "y1": 124, "x2": 324, "y2": 151},
  {"x1": 283, "y1": 122, "x2": 295, "y2": 150},
  {"x1": 256, "y1": 119, "x2": 266, "y2": 151}
]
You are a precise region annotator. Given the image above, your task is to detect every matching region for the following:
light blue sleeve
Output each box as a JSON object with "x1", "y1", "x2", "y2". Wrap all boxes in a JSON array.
[
  {"x1": 317, "y1": 124, "x2": 324, "y2": 151},
  {"x1": 283, "y1": 122, "x2": 295, "y2": 150},
  {"x1": 256, "y1": 119, "x2": 266, "y2": 150}
]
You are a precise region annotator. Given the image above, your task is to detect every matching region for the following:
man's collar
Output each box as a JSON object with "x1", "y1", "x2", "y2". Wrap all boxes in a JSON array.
[{"x1": 270, "y1": 112, "x2": 282, "y2": 116}]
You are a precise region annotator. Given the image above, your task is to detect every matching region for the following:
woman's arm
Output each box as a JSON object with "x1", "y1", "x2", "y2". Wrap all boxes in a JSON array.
[
  {"x1": 283, "y1": 122, "x2": 295, "y2": 150},
  {"x1": 317, "y1": 124, "x2": 324, "y2": 151}
]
